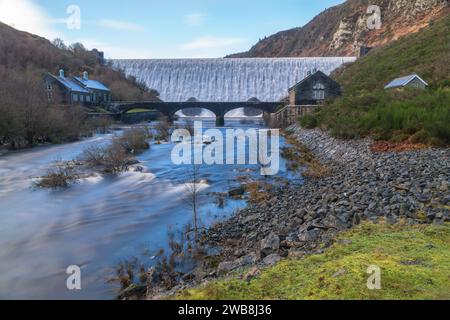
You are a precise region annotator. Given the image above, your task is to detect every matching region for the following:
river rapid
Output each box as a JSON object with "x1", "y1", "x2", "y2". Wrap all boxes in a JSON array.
[{"x1": 0, "y1": 120, "x2": 297, "y2": 299}]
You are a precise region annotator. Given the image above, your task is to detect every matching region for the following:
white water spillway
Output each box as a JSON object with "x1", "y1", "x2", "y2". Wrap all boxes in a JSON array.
[{"x1": 113, "y1": 58, "x2": 356, "y2": 102}]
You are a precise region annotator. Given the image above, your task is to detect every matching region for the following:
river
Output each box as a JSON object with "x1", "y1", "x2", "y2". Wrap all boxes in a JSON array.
[{"x1": 0, "y1": 119, "x2": 297, "y2": 299}]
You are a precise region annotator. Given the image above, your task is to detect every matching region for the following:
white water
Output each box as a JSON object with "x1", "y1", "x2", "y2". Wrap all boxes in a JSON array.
[{"x1": 113, "y1": 58, "x2": 356, "y2": 102}]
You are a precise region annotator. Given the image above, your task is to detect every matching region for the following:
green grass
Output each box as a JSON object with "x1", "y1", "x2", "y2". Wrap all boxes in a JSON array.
[
  {"x1": 303, "y1": 88, "x2": 450, "y2": 145},
  {"x1": 304, "y1": 13, "x2": 450, "y2": 146},
  {"x1": 126, "y1": 108, "x2": 156, "y2": 114},
  {"x1": 176, "y1": 222, "x2": 450, "y2": 300}
]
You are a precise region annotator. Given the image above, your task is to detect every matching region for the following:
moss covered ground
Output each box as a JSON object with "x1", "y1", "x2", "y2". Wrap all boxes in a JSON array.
[{"x1": 177, "y1": 222, "x2": 450, "y2": 300}]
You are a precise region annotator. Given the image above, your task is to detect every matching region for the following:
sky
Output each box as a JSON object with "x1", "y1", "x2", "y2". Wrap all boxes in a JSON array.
[{"x1": 0, "y1": 0, "x2": 345, "y2": 59}]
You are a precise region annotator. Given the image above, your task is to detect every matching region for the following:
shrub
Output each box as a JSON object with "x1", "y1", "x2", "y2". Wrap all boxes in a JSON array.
[
  {"x1": 101, "y1": 142, "x2": 132, "y2": 174},
  {"x1": 81, "y1": 141, "x2": 133, "y2": 174},
  {"x1": 304, "y1": 89, "x2": 450, "y2": 146},
  {"x1": 118, "y1": 128, "x2": 151, "y2": 153},
  {"x1": 299, "y1": 113, "x2": 318, "y2": 129},
  {"x1": 36, "y1": 165, "x2": 78, "y2": 189},
  {"x1": 155, "y1": 116, "x2": 171, "y2": 141}
]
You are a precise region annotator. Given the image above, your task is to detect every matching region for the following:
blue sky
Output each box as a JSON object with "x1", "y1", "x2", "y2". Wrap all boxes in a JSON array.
[{"x1": 0, "y1": 0, "x2": 345, "y2": 58}]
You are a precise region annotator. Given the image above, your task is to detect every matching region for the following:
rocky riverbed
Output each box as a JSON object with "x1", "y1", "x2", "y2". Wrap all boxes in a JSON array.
[{"x1": 146, "y1": 125, "x2": 450, "y2": 299}]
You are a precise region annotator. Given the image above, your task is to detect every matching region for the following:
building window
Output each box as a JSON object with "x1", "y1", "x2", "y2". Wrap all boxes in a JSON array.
[
  {"x1": 313, "y1": 82, "x2": 325, "y2": 100},
  {"x1": 86, "y1": 95, "x2": 91, "y2": 102},
  {"x1": 47, "y1": 91, "x2": 53, "y2": 102},
  {"x1": 73, "y1": 94, "x2": 78, "y2": 102},
  {"x1": 46, "y1": 82, "x2": 53, "y2": 91}
]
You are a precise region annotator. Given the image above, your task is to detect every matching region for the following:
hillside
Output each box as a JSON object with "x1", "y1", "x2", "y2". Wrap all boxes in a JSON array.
[
  {"x1": 0, "y1": 22, "x2": 159, "y2": 102},
  {"x1": 229, "y1": 0, "x2": 449, "y2": 58},
  {"x1": 0, "y1": 22, "x2": 158, "y2": 149},
  {"x1": 332, "y1": 9, "x2": 450, "y2": 93},
  {"x1": 300, "y1": 13, "x2": 450, "y2": 146}
]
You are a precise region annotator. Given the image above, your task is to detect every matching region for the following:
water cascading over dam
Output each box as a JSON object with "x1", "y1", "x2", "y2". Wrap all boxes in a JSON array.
[{"x1": 113, "y1": 58, "x2": 356, "y2": 102}]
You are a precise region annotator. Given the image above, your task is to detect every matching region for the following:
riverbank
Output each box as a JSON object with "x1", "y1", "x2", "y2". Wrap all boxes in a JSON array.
[
  {"x1": 146, "y1": 125, "x2": 449, "y2": 299},
  {"x1": 178, "y1": 222, "x2": 450, "y2": 300}
]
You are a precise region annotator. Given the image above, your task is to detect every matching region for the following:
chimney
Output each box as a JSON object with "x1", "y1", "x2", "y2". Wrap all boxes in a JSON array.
[
  {"x1": 82, "y1": 71, "x2": 89, "y2": 81},
  {"x1": 59, "y1": 69, "x2": 65, "y2": 78}
]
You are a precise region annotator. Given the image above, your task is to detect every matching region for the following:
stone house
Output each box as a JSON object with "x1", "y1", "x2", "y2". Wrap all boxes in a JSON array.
[
  {"x1": 288, "y1": 70, "x2": 342, "y2": 106},
  {"x1": 73, "y1": 71, "x2": 111, "y2": 105},
  {"x1": 44, "y1": 70, "x2": 111, "y2": 106}
]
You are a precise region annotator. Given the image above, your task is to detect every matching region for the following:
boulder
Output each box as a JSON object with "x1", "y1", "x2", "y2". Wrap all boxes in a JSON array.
[
  {"x1": 217, "y1": 261, "x2": 240, "y2": 275},
  {"x1": 229, "y1": 185, "x2": 246, "y2": 197},
  {"x1": 263, "y1": 254, "x2": 282, "y2": 266},
  {"x1": 260, "y1": 232, "x2": 280, "y2": 257},
  {"x1": 298, "y1": 229, "x2": 320, "y2": 242}
]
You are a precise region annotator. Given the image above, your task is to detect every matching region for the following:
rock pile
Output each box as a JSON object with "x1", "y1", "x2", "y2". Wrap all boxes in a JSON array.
[{"x1": 203, "y1": 125, "x2": 450, "y2": 270}]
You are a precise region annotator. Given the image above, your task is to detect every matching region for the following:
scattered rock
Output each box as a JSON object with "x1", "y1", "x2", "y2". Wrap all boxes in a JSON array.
[
  {"x1": 228, "y1": 185, "x2": 246, "y2": 198},
  {"x1": 260, "y1": 233, "x2": 280, "y2": 258},
  {"x1": 118, "y1": 284, "x2": 147, "y2": 300},
  {"x1": 179, "y1": 125, "x2": 449, "y2": 300},
  {"x1": 217, "y1": 261, "x2": 240, "y2": 275},
  {"x1": 298, "y1": 229, "x2": 320, "y2": 242},
  {"x1": 263, "y1": 254, "x2": 282, "y2": 266},
  {"x1": 243, "y1": 267, "x2": 261, "y2": 282}
]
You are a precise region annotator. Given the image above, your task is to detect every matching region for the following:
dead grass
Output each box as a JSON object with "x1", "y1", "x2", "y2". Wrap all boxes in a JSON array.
[
  {"x1": 283, "y1": 133, "x2": 330, "y2": 178},
  {"x1": 245, "y1": 181, "x2": 273, "y2": 204}
]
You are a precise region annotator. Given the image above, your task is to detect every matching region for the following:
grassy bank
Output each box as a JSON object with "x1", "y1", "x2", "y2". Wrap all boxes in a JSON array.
[
  {"x1": 177, "y1": 222, "x2": 450, "y2": 300},
  {"x1": 301, "y1": 89, "x2": 450, "y2": 146},
  {"x1": 302, "y1": 13, "x2": 450, "y2": 147}
]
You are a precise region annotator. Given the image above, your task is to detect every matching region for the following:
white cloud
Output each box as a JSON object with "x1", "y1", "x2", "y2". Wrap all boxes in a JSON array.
[
  {"x1": 180, "y1": 36, "x2": 246, "y2": 50},
  {"x1": 184, "y1": 13, "x2": 207, "y2": 27},
  {"x1": 97, "y1": 19, "x2": 145, "y2": 32},
  {"x1": 0, "y1": 0, "x2": 58, "y2": 39}
]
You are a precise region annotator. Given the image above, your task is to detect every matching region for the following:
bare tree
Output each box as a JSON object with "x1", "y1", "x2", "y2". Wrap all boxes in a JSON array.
[
  {"x1": 184, "y1": 163, "x2": 202, "y2": 242},
  {"x1": 52, "y1": 38, "x2": 67, "y2": 50}
]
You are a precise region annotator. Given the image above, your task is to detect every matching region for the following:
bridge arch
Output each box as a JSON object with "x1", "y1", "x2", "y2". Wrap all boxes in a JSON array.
[
  {"x1": 175, "y1": 107, "x2": 216, "y2": 118},
  {"x1": 224, "y1": 107, "x2": 264, "y2": 118}
]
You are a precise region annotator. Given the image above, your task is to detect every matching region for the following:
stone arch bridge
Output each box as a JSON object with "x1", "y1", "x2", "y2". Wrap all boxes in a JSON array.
[{"x1": 116, "y1": 101, "x2": 282, "y2": 126}]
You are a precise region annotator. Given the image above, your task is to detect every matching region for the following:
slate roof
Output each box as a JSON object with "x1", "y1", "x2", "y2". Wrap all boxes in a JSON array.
[
  {"x1": 74, "y1": 77, "x2": 110, "y2": 92},
  {"x1": 289, "y1": 70, "x2": 329, "y2": 91},
  {"x1": 49, "y1": 74, "x2": 90, "y2": 93},
  {"x1": 384, "y1": 74, "x2": 428, "y2": 89}
]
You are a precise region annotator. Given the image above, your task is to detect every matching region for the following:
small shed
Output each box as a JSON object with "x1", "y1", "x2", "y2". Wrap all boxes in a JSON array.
[
  {"x1": 384, "y1": 74, "x2": 428, "y2": 90},
  {"x1": 288, "y1": 70, "x2": 342, "y2": 106}
]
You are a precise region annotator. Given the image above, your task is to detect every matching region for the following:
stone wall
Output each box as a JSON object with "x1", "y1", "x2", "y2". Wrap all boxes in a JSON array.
[{"x1": 287, "y1": 125, "x2": 373, "y2": 165}]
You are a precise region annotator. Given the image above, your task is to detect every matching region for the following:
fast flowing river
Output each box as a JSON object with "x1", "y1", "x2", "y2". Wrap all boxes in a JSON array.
[{"x1": 0, "y1": 120, "x2": 297, "y2": 300}]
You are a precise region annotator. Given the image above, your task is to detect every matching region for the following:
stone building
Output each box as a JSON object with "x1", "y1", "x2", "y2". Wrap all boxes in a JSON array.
[
  {"x1": 44, "y1": 70, "x2": 111, "y2": 106},
  {"x1": 288, "y1": 70, "x2": 342, "y2": 106},
  {"x1": 44, "y1": 70, "x2": 92, "y2": 105},
  {"x1": 73, "y1": 71, "x2": 111, "y2": 105}
]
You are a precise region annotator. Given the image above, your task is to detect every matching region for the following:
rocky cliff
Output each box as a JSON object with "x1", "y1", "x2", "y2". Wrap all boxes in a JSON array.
[{"x1": 228, "y1": 0, "x2": 449, "y2": 57}]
